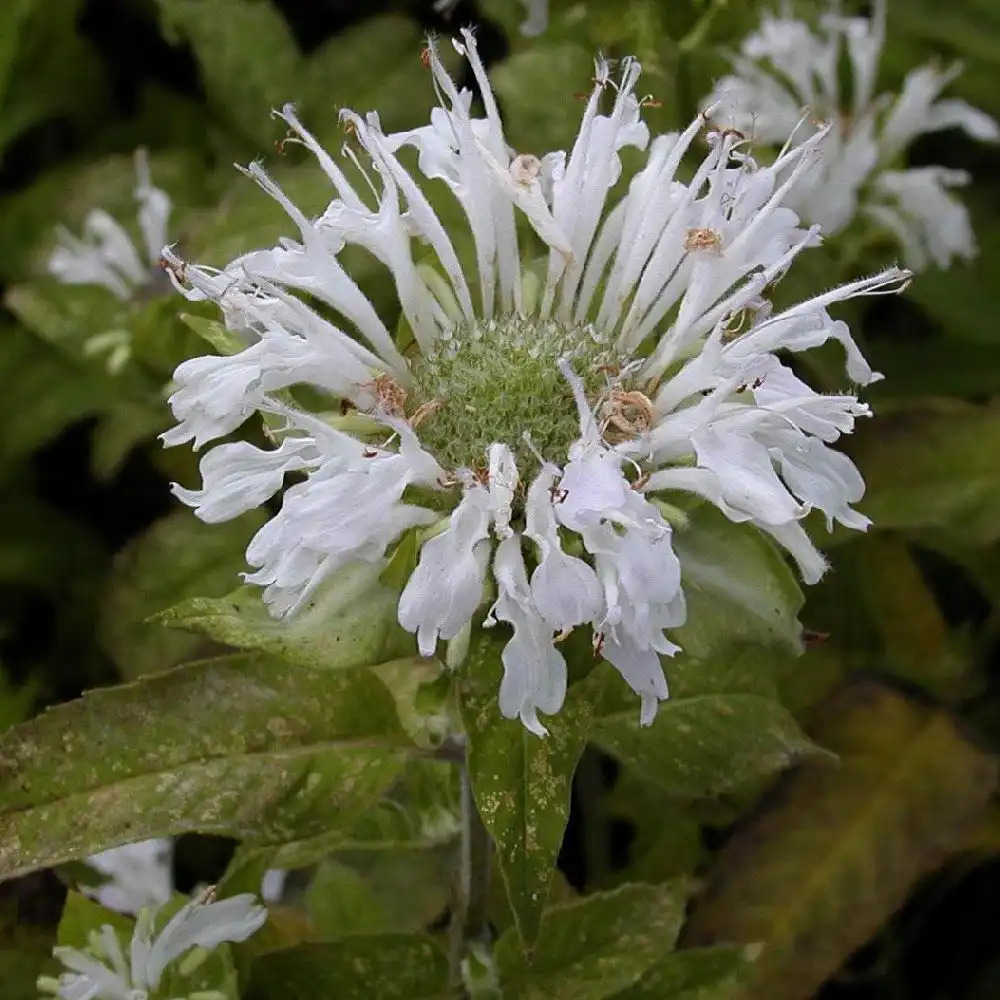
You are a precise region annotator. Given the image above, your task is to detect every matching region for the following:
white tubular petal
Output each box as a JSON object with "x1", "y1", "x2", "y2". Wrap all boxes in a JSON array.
[
  {"x1": 526, "y1": 465, "x2": 603, "y2": 629},
  {"x1": 491, "y1": 535, "x2": 567, "y2": 736},
  {"x1": 142, "y1": 895, "x2": 267, "y2": 989},
  {"x1": 173, "y1": 437, "x2": 318, "y2": 523},
  {"x1": 758, "y1": 520, "x2": 828, "y2": 585},
  {"x1": 599, "y1": 632, "x2": 670, "y2": 726},
  {"x1": 692, "y1": 424, "x2": 806, "y2": 525},
  {"x1": 133, "y1": 149, "x2": 172, "y2": 266},
  {"x1": 162, "y1": 330, "x2": 374, "y2": 450},
  {"x1": 488, "y1": 443, "x2": 519, "y2": 539},
  {"x1": 398, "y1": 487, "x2": 492, "y2": 656}
]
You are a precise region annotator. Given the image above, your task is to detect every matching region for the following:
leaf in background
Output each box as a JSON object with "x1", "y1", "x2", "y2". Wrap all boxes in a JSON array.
[
  {"x1": 306, "y1": 849, "x2": 451, "y2": 938},
  {"x1": 683, "y1": 681, "x2": 998, "y2": 1000},
  {"x1": 0, "y1": 0, "x2": 39, "y2": 109},
  {"x1": 0, "y1": 0, "x2": 106, "y2": 163},
  {"x1": 0, "y1": 323, "x2": 106, "y2": 467},
  {"x1": 155, "y1": 561, "x2": 414, "y2": 670},
  {"x1": 0, "y1": 654, "x2": 411, "y2": 879},
  {"x1": 100, "y1": 508, "x2": 267, "y2": 680},
  {"x1": 153, "y1": 0, "x2": 299, "y2": 147},
  {"x1": 671, "y1": 504, "x2": 804, "y2": 660},
  {"x1": 56, "y1": 890, "x2": 131, "y2": 948},
  {"x1": 0, "y1": 870, "x2": 64, "y2": 1000},
  {"x1": 297, "y1": 16, "x2": 430, "y2": 143},
  {"x1": 458, "y1": 629, "x2": 592, "y2": 953},
  {"x1": 245, "y1": 936, "x2": 449, "y2": 1000},
  {"x1": 608, "y1": 945, "x2": 755, "y2": 1000},
  {"x1": 495, "y1": 881, "x2": 692, "y2": 999},
  {"x1": 858, "y1": 534, "x2": 968, "y2": 696},
  {"x1": 852, "y1": 400, "x2": 1000, "y2": 545},
  {"x1": 490, "y1": 44, "x2": 595, "y2": 154},
  {"x1": 586, "y1": 648, "x2": 823, "y2": 800}
]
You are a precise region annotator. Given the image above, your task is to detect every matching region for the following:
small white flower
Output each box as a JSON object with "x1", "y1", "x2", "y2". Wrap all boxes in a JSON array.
[
  {"x1": 39, "y1": 891, "x2": 266, "y2": 1000},
  {"x1": 707, "y1": 0, "x2": 999, "y2": 269},
  {"x1": 163, "y1": 34, "x2": 908, "y2": 733},
  {"x1": 48, "y1": 149, "x2": 172, "y2": 300}
]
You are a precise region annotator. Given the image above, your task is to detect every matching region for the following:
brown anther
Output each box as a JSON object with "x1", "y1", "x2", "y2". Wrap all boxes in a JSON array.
[
  {"x1": 471, "y1": 465, "x2": 491, "y2": 486},
  {"x1": 683, "y1": 227, "x2": 724, "y2": 255},
  {"x1": 363, "y1": 447, "x2": 378, "y2": 458},
  {"x1": 409, "y1": 398, "x2": 443, "y2": 428},
  {"x1": 631, "y1": 473, "x2": 650, "y2": 491},
  {"x1": 574, "y1": 91, "x2": 591, "y2": 101},
  {"x1": 600, "y1": 388, "x2": 655, "y2": 443},
  {"x1": 718, "y1": 127, "x2": 746, "y2": 141},
  {"x1": 639, "y1": 94, "x2": 662, "y2": 109},
  {"x1": 593, "y1": 632, "x2": 606, "y2": 658},
  {"x1": 549, "y1": 486, "x2": 569, "y2": 504},
  {"x1": 275, "y1": 129, "x2": 295, "y2": 154},
  {"x1": 751, "y1": 375, "x2": 766, "y2": 390},
  {"x1": 420, "y1": 46, "x2": 432, "y2": 68},
  {"x1": 363, "y1": 372, "x2": 407, "y2": 417}
]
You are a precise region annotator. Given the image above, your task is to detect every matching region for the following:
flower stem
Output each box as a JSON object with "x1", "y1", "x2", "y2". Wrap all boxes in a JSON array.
[{"x1": 450, "y1": 755, "x2": 492, "y2": 992}]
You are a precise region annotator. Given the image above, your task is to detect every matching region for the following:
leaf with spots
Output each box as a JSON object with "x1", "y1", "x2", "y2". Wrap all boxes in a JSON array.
[
  {"x1": 458, "y1": 629, "x2": 593, "y2": 954},
  {"x1": 608, "y1": 945, "x2": 755, "y2": 1000},
  {"x1": 0, "y1": 654, "x2": 412, "y2": 879},
  {"x1": 683, "y1": 682, "x2": 999, "y2": 1000},
  {"x1": 588, "y1": 646, "x2": 823, "y2": 799},
  {"x1": 495, "y1": 881, "x2": 693, "y2": 999},
  {"x1": 154, "y1": 562, "x2": 414, "y2": 671},
  {"x1": 245, "y1": 935, "x2": 450, "y2": 1000}
]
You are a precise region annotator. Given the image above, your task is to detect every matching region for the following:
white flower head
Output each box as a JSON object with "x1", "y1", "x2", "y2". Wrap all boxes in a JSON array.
[
  {"x1": 38, "y1": 890, "x2": 267, "y2": 1000},
  {"x1": 163, "y1": 34, "x2": 908, "y2": 734},
  {"x1": 48, "y1": 148, "x2": 173, "y2": 300},
  {"x1": 706, "y1": 0, "x2": 999, "y2": 269}
]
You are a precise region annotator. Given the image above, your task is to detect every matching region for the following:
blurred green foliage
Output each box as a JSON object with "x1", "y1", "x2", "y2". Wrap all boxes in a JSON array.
[{"x1": 0, "y1": 1, "x2": 999, "y2": 998}]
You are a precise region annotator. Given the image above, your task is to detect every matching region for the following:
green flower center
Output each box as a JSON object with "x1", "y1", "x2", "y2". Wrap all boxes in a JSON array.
[{"x1": 407, "y1": 315, "x2": 624, "y2": 472}]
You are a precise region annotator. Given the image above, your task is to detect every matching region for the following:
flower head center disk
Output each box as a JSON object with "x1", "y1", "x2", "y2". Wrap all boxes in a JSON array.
[{"x1": 407, "y1": 314, "x2": 624, "y2": 472}]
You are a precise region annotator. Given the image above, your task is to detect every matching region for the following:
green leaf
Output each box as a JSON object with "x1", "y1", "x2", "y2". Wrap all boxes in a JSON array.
[
  {"x1": 0, "y1": 654, "x2": 410, "y2": 879},
  {"x1": 588, "y1": 660, "x2": 823, "y2": 800},
  {"x1": 495, "y1": 882, "x2": 693, "y2": 999},
  {"x1": 0, "y1": 0, "x2": 39, "y2": 107},
  {"x1": 306, "y1": 849, "x2": 451, "y2": 938},
  {"x1": 851, "y1": 400, "x2": 1000, "y2": 544},
  {"x1": 154, "y1": 561, "x2": 414, "y2": 670},
  {"x1": 490, "y1": 44, "x2": 595, "y2": 154},
  {"x1": 684, "y1": 682, "x2": 999, "y2": 1000},
  {"x1": 101, "y1": 509, "x2": 267, "y2": 680},
  {"x1": 0, "y1": 322, "x2": 106, "y2": 464},
  {"x1": 245, "y1": 936, "x2": 450, "y2": 1000},
  {"x1": 153, "y1": 0, "x2": 299, "y2": 146},
  {"x1": 57, "y1": 891, "x2": 132, "y2": 948},
  {"x1": 609, "y1": 945, "x2": 755, "y2": 1000},
  {"x1": 458, "y1": 629, "x2": 592, "y2": 953},
  {"x1": 297, "y1": 16, "x2": 431, "y2": 142},
  {"x1": 0, "y1": 873, "x2": 61, "y2": 1000},
  {"x1": 180, "y1": 312, "x2": 246, "y2": 357},
  {"x1": 671, "y1": 504, "x2": 804, "y2": 660}
]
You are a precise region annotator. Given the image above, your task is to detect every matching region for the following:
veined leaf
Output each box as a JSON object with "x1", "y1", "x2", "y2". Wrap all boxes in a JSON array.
[
  {"x1": 153, "y1": 0, "x2": 299, "y2": 146},
  {"x1": 851, "y1": 400, "x2": 1000, "y2": 545},
  {"x1": 458, "y1": 629, "x2": 593, "y2": 953},
  {"x1": 154, "y1": 561, "x2": 414, "y2": 670},
  {"x1": 245, "y1": 935, "x2": 449, "y2": 1000},
  {"x1": 608, "y1": 945, "x2": 755, "y2": 1000},
  {"x1": 0, "y1": 654, "x2": 411, "y2": 879},
  {"x1": 683, "y1": 681, "x2": 998, "y2": 1000},
  {"x1": 495, "y1": 881, "x2": 693, "y2": 999}
]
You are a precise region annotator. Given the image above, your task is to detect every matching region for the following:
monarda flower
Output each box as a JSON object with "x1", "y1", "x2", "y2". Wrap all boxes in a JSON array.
[
  {"x1": 48, "y1": 149, "x2": 172, "y2": 301},
  {"x1": 706, "y1": 0, "x2": 999, "y2": 270},
  {"x1": 162, "y1": 33, "x2": 908, "y2": 735},
  {"x1": 38, "y1": 890, "x2": 266, "y2": 1000}
]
